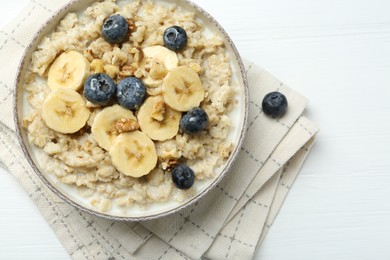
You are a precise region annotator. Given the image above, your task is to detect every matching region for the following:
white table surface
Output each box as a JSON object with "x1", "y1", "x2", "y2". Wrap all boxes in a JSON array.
[{"x1": 1, "y1": 0, "x2": 390, "y2": 259}]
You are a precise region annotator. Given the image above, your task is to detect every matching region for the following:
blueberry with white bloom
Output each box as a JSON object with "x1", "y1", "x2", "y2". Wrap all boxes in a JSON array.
[
  {"x1": 84, "y1": 73, "x2": 116, "y2": 105},
  {"x1": 163, "y1": 26, "x2": 188, "y2": 51},
  {"x1": 117, "y1": 77, "x2": 146, "y2": 110},
  {"x1": 180, "y1": 107, "x2": 209, "y2": 134},
  {"x1": 102, "y1": 14, "x2": 128, "y2": 44}
]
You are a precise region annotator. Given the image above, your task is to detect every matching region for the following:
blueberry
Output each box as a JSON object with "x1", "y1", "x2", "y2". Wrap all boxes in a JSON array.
[
  {"x1": 180, "y1": 107, "x2": 209, "y2": 134},
  {"x1": 163, "y1": 26, "x2": 188, "y2": 51},
  {"x1": 262, "y1": 91, "x2": 288, "y2": 118},
  {"x1": 84, "y1": 73, "x2": 116, "y2": 105},
  {"x1": 172, "y1": 164, "x2": 195, "y2": 190},
  {"x1": 117, "y1": 77, "x2": 146, "y2": 110},
  {"x1": 102, "y1": 14, "x2": 128, "y2": 44}
]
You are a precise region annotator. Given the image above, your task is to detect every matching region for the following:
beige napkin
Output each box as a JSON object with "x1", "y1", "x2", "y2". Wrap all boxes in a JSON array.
[{"x1": 0, "y1": 0, "x2": 319, "y2": 259}]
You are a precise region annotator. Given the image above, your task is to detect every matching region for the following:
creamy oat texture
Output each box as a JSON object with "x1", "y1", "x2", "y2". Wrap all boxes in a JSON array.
[{"x1": 23, "y1": 0, "x2": 234, "y2": 212}]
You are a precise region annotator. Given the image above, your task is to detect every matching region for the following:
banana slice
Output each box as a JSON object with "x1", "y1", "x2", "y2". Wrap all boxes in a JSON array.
[
  {"x1": 142, "y1": 46, "x2": 179, "y2": 87},
  {"x1": 142, "y1": 46, "x2": 179, "y2": 70},
  {"x1": 92, "y1": 105, "x2": 138, "y2": 151},
  {"x1": 48, "y1": 51, "x2": 90, "y2": 91},
  {"x1": 42, "y1": 88, "x2": 90, "y2": 134},
  {"x1": 162, "y1": 66, "x2": 205, "y2": 112},
  {"x1": 109, "y1": 131, "x2": 158, "y2": 178},
  {"x1": 137, "y1": 96, "x2": 181, "y2": 141}
]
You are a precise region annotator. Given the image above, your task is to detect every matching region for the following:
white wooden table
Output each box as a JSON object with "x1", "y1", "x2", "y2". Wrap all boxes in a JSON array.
[{"x1": 1, "y1": 0, "x2": 390, "y2": 259}]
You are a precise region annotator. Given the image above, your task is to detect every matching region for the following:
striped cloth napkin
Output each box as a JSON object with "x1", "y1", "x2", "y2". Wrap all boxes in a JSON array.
[{"x1": 0, "y1": 0, "x2": 319, "y2": 259}]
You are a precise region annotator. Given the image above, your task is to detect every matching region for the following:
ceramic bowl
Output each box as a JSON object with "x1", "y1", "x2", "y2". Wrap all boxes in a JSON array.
[{"x1": 14, "y1": 0, "x2": 249, "y2": 221}]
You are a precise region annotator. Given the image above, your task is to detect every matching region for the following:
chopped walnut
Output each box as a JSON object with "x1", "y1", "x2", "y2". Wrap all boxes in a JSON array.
[
  {"x1": 104, "y1": 64, "x2": 120, "y2": 78},
  {"x1": 151, "y1": 101, "x2": 166, "y2": 121},
  {"x1": 90, "y1": 59, "x2": 104, "y2": 73},
  {"x1": 118, "y1": 65, "x2": 136, "y2": 78},
  {"x1": 127, "y1": 19, "x2": 136, "y2": 32},
  {"x1": 161, "y1": 159, "x2": 179, "y2": 171},
  {"x1": 146, "y1": 86, "x2": 162, "y2": 96},
  {"x1": 84, "y1": 49, "x2": 96, "y2": 61},
  {"x1": 111, "y1": 118, "x2": 140, "y2": 135},
  {"x1": 130, "y1": 47, "x2": 143, "y2": 64},
  {"x1": 134, "y1": 67, "x2": 146, "y2": 78}
]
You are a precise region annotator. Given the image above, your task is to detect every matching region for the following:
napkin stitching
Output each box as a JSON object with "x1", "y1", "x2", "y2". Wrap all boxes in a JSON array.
[
  {"x1": 106, "y1": 222, "x2": 115, "y2": 232},
  {"x1": 157, "y1": 245, "x2": 173, "y2": 260},
  {"x1": 0, "y1": 80, "x2": 11, "y2": 91},
  {"x1": 112, "y1": 246, "x2": 126, "y2": 260},
  {"x1": 225, "y1": 204, "x2": 247, "y2": 259},
  {"x1": 218, "y1": 233, "x2": 254, "y2": 248},
  {"x1": 178, "y1": 212, "x2": 215, "y2": 239},
  {"x1": 0, "y1": 126, "x2": 91, "y2": 259},
  {"x1": 125, "y1": 222, "x2": 153, "y2": 240},
  {"x1": 271, "y1": 158, "x2": 283, "y2": 167},
  {"x1": 31, "y1": 0, "x2": 53, "y2": 12},
  {"x1": 157, "y1": 246, "x2": 191, "y2": 260},
  {"x1": 216, "y1": 184, "x2": 239, "y2": 201},
  {"x1": 167, "y1": 201, "x2": 199, "y2": 243},
  {"x1": 249, "y1": 99, "x2": 262, "y2": 110},
  {"x1": 53, "y1": 208, "x2": 76, "y2": 224},
  {"x1": 75, "y1": 210, "x2": 118, "y2": 258},
  {"x1": 0, "y1": 4, "x2": 36, "y2": 50},
  {"x1": 278, "y1": 144, "x2": 309, "y2": 191},
  {"x1": 246, "y1": 104, "x2": 262, "y2": 130},
  {"x1": 0, "y1": 80, "x2": 14, "y2": 103},
  {"x1": 9, "y1": 4, "x2": 37, "y2": 35},
  {"x1": 245, "y1": 194, "x2": 269, "y2": 208},
  {"x1": 279, "y1": 182, "x2": 291, "y2": 190},
  {"x1": 279, "y1": 161, "x2": 290, "y2": 179},
  {"x1": 0, "y1": 31, "x2": 26, "y2": 48},
  {"x1": 244, "y1": 63, "x2": 253, "y2": 77},
  {"x1": 247, "y1": 100, "x2": 291, "y2": 131},
  {"x1": 174, "y1": 248, "x2": 191, "y2": 260},
  {"x1": 2, "y1": 93, "x2": 12, "y2": 103},
  {"x1": 69, "y1": 244, "x2": 94, "y2": 260},
  {"x1": 276, "y1": 118, "x2": 291, "y2": 130},
  {"x1": 241, "y1": 147, "x2": 264, "y2": 165},
  {"x1": 298, "y1": 122, "x2": 314, "y2": 136}
]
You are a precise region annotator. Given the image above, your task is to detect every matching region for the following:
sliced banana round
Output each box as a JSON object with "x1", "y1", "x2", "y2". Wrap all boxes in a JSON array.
[
  {"x1": 142, "y1": 46, "x2": 179, "y2": 87},
  {"x1": 142, "y1": 46, "x2": 179, "y2": 70},
  {"x1": 42, "y1": 88, "x2": 90, "y2": 134},
  {"x1": 92, "y1": 104, "x2": 138, "y2": 151},
  {"x1": 109, "y1": 131, "x2": 158, "y2": 178},
  {"x1": 48, "y1": 51, "x2": 90, "y2": 91},
  {"x1": 162, "y1": 66, "x2": 205, "y2": 112},
  {"x1": 137, "y1": 96, "x2": 181, "y2": 141}
]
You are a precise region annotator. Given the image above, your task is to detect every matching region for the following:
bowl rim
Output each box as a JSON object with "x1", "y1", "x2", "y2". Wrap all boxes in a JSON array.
[{"x1": 13, "y1": 0, "x2": 249, "y2": 221}]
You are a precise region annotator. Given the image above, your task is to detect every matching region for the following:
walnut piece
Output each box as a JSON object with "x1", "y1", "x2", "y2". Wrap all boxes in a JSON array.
[
  {"x1": 127, "y1": 19, "x2": 136, "y2": 32},
  {"x1": 111, "y1": 118, "x2": 140, "y2": 135},
  {"x1": 119, "y1": 65, "x2": 136, "y2": 78},
  {"x1": 90, "y1": 59, "x2": 104, "y2": 73},
  {"x1": 161, "y1": 159, "x2": 178, "y2": 171},
  {"x1": 104, "y1": 64, "x2": 120, "y2": 79},
  {"x1": 151, "y1": 101, "x2": 166, "y2": 121},
  {"x1": 130, "y1": 47, "x2": 144, "y2": 65}
]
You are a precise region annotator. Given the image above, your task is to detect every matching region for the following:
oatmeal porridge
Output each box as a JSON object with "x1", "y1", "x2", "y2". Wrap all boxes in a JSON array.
[{"x1": 22, "y1": 0, "x2": 235, "y2": 213}]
